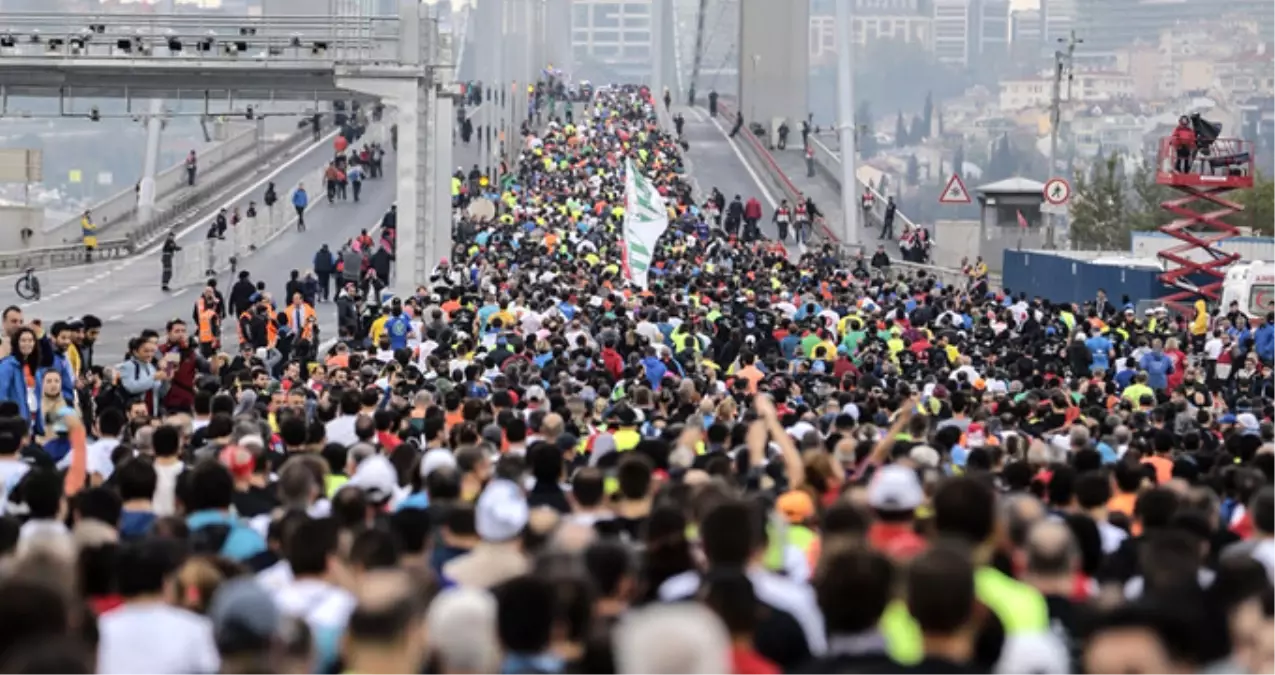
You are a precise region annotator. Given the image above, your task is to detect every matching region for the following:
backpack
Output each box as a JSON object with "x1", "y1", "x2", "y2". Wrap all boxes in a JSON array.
[{"x1": 189, "y1": 523, "x2": 232, "y2": 557}]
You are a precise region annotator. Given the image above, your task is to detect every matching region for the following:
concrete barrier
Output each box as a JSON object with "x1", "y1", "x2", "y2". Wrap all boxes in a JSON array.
[
  {"x1": 20, "y1": 125, "x2": 258, "y2": 251},
  {"x1": 0, "y1": 122, "x2": 329, "y2": 275}
]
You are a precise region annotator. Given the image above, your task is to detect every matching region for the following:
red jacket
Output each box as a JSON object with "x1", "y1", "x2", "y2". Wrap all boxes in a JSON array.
[
  {"x1": 601, "y1": 347, "x2": 624, "y2": 380},
  {"x1": 744, "y1": 198, "x2": 762, "y2": 220},
  {"x1": 1171, "y1": 125, "x2": 1196, "y2": 149}
]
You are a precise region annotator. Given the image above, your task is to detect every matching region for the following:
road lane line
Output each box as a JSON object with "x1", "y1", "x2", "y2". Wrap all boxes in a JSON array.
[{"x1": 702, "y1": 108, "x2": 778, "y2": 209}]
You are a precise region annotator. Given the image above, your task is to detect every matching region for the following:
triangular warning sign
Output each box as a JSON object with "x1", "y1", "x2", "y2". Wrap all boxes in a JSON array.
[{"x1": 939, "y1": 173, "x2": 971, "y2": 204}]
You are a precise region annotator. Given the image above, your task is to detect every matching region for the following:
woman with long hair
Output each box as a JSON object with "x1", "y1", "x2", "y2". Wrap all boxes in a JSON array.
[{"x1": 0, "y1": 326, "x2": 44, "y2": 430}]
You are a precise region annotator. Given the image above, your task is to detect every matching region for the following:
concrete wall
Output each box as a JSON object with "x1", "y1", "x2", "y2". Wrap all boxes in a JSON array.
[
  {"x1": 978, "y1": 195, "x2": 1048, "y2": 271},
  {"x1": 737, "y1": 0, "x2": 807, "y2": 132},
  {"x1": 933, "y1": 219, "x2": 981, "y2": 269},
  {"x1": 0, "y1": 205, "x2": 44, "y2": 252}
]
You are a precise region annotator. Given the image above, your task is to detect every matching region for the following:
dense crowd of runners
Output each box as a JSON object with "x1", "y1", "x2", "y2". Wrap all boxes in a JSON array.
[{"x1": 0, "y1": 81, "x2": 1269, "y2": 675}]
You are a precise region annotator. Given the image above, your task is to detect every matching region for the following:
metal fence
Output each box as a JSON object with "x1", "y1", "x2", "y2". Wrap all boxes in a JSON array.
[{"x1": 169, "y1": 162, "x2": 327, "y2": 289}]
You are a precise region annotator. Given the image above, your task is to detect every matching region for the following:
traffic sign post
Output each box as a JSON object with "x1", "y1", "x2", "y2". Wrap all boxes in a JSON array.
[
  {"x1": 1043, "y1": 177, "x2": 1071, "y2": 205},
  {"x1": 939, "y1": 173, "x2": 971, "y2": 204}
]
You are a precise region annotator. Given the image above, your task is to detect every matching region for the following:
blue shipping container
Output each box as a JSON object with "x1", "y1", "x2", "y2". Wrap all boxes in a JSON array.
[{"x1": 1001, "y1": 251, "x2": 1212, "y2": 306}]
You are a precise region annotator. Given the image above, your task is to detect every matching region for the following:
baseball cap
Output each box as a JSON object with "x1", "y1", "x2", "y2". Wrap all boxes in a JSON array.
[
  {"x1": 219, "y1": 445, "x2": 256, "y2": 480},
  {"x1": 208, "y1": 578, "x2": 280, "y2": 653},
  {"x1": 475, "y1": 479, "x2": 529, "y2": 542},
  {"x1": 776, "y1": 490, "x2": 815, "y2": 524},
  {"x1": 348, "y1": 455, "x2": 398, "y2": 505},
  {"x1": 1219, "y1": 413, "x2": 1237, "y2": 425},
  {"x1": 867, "y1": 465, "x2": 924, "y2": 512},
  {"x1": 420, "y1": 448, "x2": 458, "y2": 480},
  {"x1": 525, "y1": 385, "x2": 547, "y2": 402},
  {"x1": 1237, "y1": 413, "x2": 1260, "y2": 432}
]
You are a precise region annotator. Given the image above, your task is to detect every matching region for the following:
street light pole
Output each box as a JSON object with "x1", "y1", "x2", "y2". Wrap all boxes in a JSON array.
[{"x1": 834, "y1": 0, "x2": 859, "y2": 247}]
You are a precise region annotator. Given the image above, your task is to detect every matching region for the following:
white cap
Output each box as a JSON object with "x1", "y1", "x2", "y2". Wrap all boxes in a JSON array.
[
  {"x1": 867, "y1": 464, "x2": 924, "y2": 512},
  {"x1": 475, "y1": 479, "x2": 529, "y2": 542},
  {"x1": 348, "y1": 455, "x2": 398, "y2": 504},
  {"x1": 1238, "y1": 412, "x2": 1260, "y2": 432},
  {"x1": 420, "y1": 448, "x2": 458, "y2": 480}
]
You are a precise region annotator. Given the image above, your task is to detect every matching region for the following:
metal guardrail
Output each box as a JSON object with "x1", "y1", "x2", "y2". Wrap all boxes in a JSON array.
[
  {"x1": 807, "y1": 136, "x2": 920, "y2": 236},
  {"x1": 0, "y1": 120, "x2": 330, "y2": 275},
  {"x1": 717, "y1": 100, "x2": 1005, "y2": 289},
  {"x1": 42, "y1": 125, "x2": 258, "y2": 243},
  {"x1": 716, "y1": 99, "x2": 858, "y2": 255}
]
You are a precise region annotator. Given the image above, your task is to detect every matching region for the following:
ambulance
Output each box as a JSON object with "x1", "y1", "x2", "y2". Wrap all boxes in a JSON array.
[{"x1": 1220, "y1": 260, "x2": 1275, "y2": 323}]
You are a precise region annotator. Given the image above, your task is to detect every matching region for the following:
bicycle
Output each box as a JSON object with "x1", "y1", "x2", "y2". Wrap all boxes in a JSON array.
[{"x1": 14, "y1": 267, "x2": 40, "y2": 301}]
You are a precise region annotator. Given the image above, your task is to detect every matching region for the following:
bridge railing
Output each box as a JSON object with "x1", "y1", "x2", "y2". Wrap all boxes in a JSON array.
[
  {"x1": 807, "y1": 136, "x2": 920, "y2": 236},
  {"x1": 40, "y1": 125, "x2": 258, "y2": 246},
  {"x1": 716, "y1": 99, "x2": 863, "y2": 258},
  {"x1": 0, "y1": 121, "x2": 330, "y2": 275}
]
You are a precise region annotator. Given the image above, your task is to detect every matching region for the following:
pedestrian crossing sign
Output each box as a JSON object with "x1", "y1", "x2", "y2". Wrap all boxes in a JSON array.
[{"x1": 939, "y1": 173, "x2": 971, "y2": 204}]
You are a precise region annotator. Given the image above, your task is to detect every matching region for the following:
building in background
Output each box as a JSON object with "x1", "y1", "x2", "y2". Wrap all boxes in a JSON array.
[
  {"x1": 930, "y1": 0, "x2": 1007, "y2": 69},
  {"x1": 570, "y1": 0, "x2": 654, "y2": 82},
  {"x1": 809, "y1": 0, "x2": 932, "y2": 66},
  {"x1": 1075, "y1": 0, "x2": 1274, "y2": 59}
]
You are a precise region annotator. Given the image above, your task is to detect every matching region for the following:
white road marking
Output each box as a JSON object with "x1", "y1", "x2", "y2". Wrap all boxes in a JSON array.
[
  {"x1": 702, "y1": 108, "x2": 778, "y2": 209},
  {"x1": 108, "y1": 314, "x2": 123, "y2": 321},
  {"x1": 135, "y1": 301, "x2": 156, "y2": 312}
]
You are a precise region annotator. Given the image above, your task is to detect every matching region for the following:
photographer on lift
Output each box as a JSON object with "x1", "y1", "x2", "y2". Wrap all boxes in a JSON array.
[{"x1": 1171, "y1": 116, "x2": 1196, "y2": 173}]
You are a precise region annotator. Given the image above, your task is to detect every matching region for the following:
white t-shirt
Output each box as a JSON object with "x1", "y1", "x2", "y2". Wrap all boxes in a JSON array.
[
  {"x1": 273, "y1": 578, "x2": 356, "y2": 631},
  {"x1": 152, "y1": 460, "x2": 185, "y2": 517},
  {"x1": 1204, "y1": 337, "x2": 1224, "y2": 360},
  {"x1": 98, "y1": 603, "x2": 219, "y2": 674},
  {"x1": 0, "y1": 458, "x2": 30, "y2": 513},
  {"x1": 85, "y1": 437, "x2": 121, "y2": 479},
  {"x1": 325, "y1": 415, "x2": 359, "y2": 447}
]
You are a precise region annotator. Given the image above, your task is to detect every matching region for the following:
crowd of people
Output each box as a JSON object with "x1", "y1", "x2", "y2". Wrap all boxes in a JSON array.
[{"x1": 0, "y1": 81, "x2": 1269, "y2": 675}]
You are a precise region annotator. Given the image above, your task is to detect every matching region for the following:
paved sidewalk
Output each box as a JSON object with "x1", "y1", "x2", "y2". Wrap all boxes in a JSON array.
[{"x1": 769, "y1": 146, "x2": 903, "y2": 259}]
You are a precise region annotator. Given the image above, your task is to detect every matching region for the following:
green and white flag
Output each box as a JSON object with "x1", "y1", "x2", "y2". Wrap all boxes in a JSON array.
[{"x1": 622, "y1": 158, "x2": 669, "y2": 289}]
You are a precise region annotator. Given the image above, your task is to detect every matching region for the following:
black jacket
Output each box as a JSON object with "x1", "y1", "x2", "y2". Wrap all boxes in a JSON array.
[{"x1": 229, "y1": 280, "x2": 256, "y2": 317}]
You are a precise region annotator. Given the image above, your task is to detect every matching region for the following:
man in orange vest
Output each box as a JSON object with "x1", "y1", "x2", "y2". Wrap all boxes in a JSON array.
[
  {"x1": 285, "y1": 292, "x2": 318, "y2": 363},
  {"x1": 196, "y1": 302, "x2": 220, "y2": 358}
]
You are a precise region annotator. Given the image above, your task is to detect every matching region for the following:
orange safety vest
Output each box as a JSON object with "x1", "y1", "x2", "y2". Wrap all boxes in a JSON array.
[
  {"x1": 286, "y1": 303, "x2": 317, "y2": 340},
  {"x1": 198, "y1": 308, "x2": 217, "y2": 345},
  {"x1": 237, "y1": 311, "x2": 252, "y2": 344}
]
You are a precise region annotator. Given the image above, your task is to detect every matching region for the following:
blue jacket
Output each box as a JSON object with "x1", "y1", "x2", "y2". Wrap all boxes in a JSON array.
[
  {"x1": 187, "y1": 510, "x2": 268, "y2": 562},
  {"x1": 1255, "y1": 322, "x2": 1274, "y2": 362},
  {"x1": 0, "y1": 356, "x2": 54, "y2": 434},
  {"x1": 292, "y1": 188, "x2": 308, "y2": 209},
  {"x1": 641, "y1": 356, "x2": 667, "y2": 389},
  {"x1": 1139, "y1": 351, "x2": 1174, "y2": 390}
]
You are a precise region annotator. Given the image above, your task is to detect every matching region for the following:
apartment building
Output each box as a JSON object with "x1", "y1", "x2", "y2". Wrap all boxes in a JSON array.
[{"x1": 931, "y1": 0, "x2": 1008, "y2": 69}]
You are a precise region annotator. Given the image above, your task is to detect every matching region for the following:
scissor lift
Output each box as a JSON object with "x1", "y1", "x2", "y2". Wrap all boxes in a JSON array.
[{"x1": 1153, "y1": 136, "x2": 1255, "y2": 314}]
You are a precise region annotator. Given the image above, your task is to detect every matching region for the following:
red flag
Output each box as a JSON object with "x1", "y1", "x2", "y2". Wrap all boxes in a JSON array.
[{"x1": 1016, "y1": 210, "x2": 1029, "y2": 230}]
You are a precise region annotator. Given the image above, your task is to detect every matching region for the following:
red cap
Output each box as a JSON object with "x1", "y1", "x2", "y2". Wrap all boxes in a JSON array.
[{"x1": 219, "y1": 445, "x2": 255, "y2": 480}]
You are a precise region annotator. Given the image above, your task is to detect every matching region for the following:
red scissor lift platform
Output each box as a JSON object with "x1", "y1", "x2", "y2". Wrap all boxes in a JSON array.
[{"x1": 1153, "y1": 136, "x2": 1255, "y2": 314}]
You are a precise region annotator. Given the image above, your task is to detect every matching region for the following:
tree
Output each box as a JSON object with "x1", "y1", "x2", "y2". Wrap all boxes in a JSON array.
[
  {"x1": 895, "y1": 110, "x2": 908, "y2": 148},
  {"x1": 922, "y1": 91, "x2": 933, "y2": 140},
  {"x1": 1234, "y1": 173, "x2": 1275, "y2": 236},
  {"x1": 909, "y1": 115, "x2": 926, "y2": 145},
  {"x1": 987, "y1": 134, "x2": 1017, "y2": 181},
  {"x1": 1070, "y1": 153, "x2": 1170, "y2": 250},
  {"x1": 1070, "y1": 153, "x2": 1133, "y2": 250},
  {"x1": 856, "y1": 100, "x2": 879, "y2": 158},
  {"x1": 906, "y1": 154, "x2": 920, "y2": 186},
  {"x1": 953, "y1": 143, "x2": 966, "y2": 178}
]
